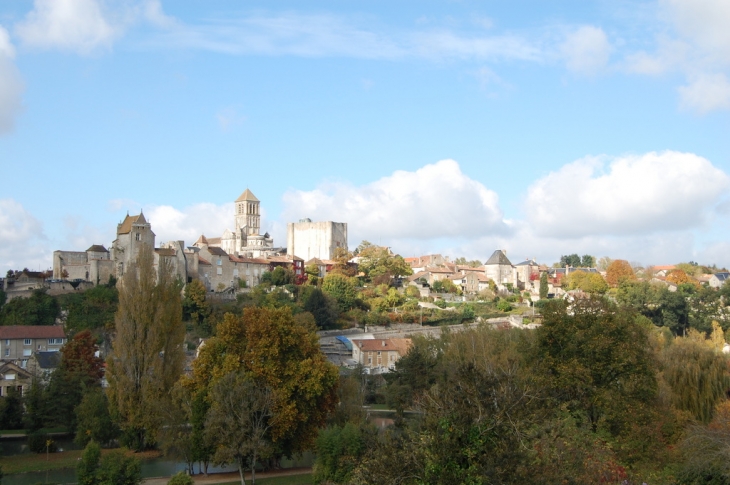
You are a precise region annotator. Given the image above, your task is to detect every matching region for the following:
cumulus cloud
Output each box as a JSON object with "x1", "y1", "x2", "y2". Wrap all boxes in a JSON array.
[
  {"x1": 281, "y1": 159, "x2": 507, "y2": 244},
  {"x1": 0, "y1": 199, "x2": 49, "y2": 272},
  {"x1": 143, "y1": 202, "x2": 232, "y2": 246},
  {"x1": 678, "y1": 73, "x2": 730, "y2": 113},
  {"x1": 525, "y1": 151, "x2": 730, "y2": 238},
  {"x1": 662, "y1": 0, "x2": 730, "y2": 64},
  {"x1": 15, "y1": 0, "x2": 120, "y2": 54},
  {"x1": 14, "y1": 0, "x2": 175, "y2": 54},
  {"x1": 560, "y1": 25, "x2": 612, "y2": 75},
  {"x1": 0, "y1": 26, "x2": 24, "y2": 134}
]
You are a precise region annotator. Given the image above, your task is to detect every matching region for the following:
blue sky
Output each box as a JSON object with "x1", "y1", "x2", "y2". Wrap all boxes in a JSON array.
[{"x1": 1, "y1": 0, "x2": 729, "y2": 273}]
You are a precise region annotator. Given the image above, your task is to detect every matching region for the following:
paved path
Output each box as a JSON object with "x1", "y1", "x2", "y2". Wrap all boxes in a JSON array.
[{"x1": 142, "y1": 466, "x2": 312, "y2": 485}]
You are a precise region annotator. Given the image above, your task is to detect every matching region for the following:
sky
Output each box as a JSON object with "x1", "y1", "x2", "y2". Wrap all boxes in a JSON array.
[{"x1": 1, "y1": 0, "x2": 729, "y2": 273}]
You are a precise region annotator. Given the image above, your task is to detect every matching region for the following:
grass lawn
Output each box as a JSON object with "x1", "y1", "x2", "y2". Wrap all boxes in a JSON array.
[{"x1": 217, "y1": 474, "x2": 313, "y2": 485}]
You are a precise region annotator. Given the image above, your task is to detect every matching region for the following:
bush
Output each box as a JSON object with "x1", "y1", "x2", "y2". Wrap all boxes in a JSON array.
[
  {"x1": 497, "y1": 300, "x2": 513, "y2": 312},
  {"x1": 168, "y1": 471, "x2": 194, "y2": 485},
  {"x1": 28, "y1": 432, "x2": 57, "y2": 454}
]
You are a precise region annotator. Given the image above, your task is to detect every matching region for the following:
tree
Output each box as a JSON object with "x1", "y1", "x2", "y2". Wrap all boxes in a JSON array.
[
  {"x1": 206, "y1": 372, "x2": 274, "y2": 485},
  {"x1": 186, "y1": 306, "x2": 339, "y2": 460},
  {"x1": 564, "y1": 271, "x2": 608, "y2": 294},
  {"x1": 301, "y1": 286, "x2": 339, "y2": 330},
  {"x1": 667, "y1": 269, "x2": 700, "y2": 287},
  {"x1": 75, "y1": 387, "x2": 118, "y2": 447},
  {"x1": 532, "y1": 299, "x2": 658, "y2": 445},
  {"x1": 661, "y1": 336, "x2": 730, "y2": 423},
  {"x1": 77, "y1": 441, "x2": 102, "y2": 485},
  {"x1": 605, "y1": 259, "x2": 636, "y2": 287},
  {"x1": 62, "y1": 282, "x2": 118, "y2": 332},
  {"x1": 581, "y1": 254, "x2": 596, "y2": 268},
  {"x1": 356, "y1": 241, "x2": 412, "y2": 283},
  {"x1": 321, "y1": 273, "x2": 359, "y2": 312},
  {"x1": 314, "y1": 423, "x2": 370, "y2": 485},
  {"x1": 182, "y1": 279, "x2": 210, "y2": 332},
  {"x1": 539, "y1": 272, "x2": 548, "y2": 299},
  {"x1": 106, "y1": 245, "x2": 186, "y2": 450},
  {"x1": 559, "y1": 254, "x2": 581, "y2": 268},
  {"x1": 260, "y1": 267, "x2": 294, "y2": 286},
  {"x1": 0, "y1": 288, "x2": 59, "y2": 326},
  {"x1": 96, "y1": 449, "x2": 142, "y2": 485},
  {"x1": 0, "y1": 387, "x2": 24, "y2": 430},
  {"x1": 596, "y1": 257, "x2": 613, "y2": 272}
]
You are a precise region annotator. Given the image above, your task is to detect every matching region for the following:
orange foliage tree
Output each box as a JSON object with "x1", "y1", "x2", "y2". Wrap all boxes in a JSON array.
[
  {"x1": 666, "y1": 269, "x2": 700, "y2": 288},
  {"x1": 605, "y1": 260, "x2": 636, "y2": 287}
]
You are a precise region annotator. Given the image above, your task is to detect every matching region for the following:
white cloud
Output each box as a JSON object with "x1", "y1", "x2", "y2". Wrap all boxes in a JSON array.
[
  {"x1": 662, "y1": 0, "x2": 730, "y2": 64},
  {"x1": 678, "y1": 73, "x2": 730, "y2": 113},
  {"x1": 14, "y1": 0, "x2": 176, "y2": 54},
  {"x1": 143, "y1": 202, "x2": 232, "y2": 246},
  {"x1": 0, "y1": 26, "x2": 24, "y2": 135},
  {"x1": 525, "y1": 151, "x2": 730, "y2": 238},
  {"x1": 0, "y1": 199, "x2": 49, "y2": 272},
  {"x1": 15, "y1": 0, "x2": 120, "y2": 54},
  {"x1": 281, "y1": 159, "x2": 508, "y2": 244},
  {"x1": 623, "y1": 0, "x2": 730, "y2": 112},
  {"x1": 560, "y1": 25, "x2": 612, "y2": 75}
]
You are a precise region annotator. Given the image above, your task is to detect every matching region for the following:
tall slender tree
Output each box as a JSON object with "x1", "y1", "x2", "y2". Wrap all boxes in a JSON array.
[{"x1": 106, "y1": 245, "x2": 185, "y2": 450}]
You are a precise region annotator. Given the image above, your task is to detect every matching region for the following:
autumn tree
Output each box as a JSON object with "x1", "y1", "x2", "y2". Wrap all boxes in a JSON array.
[
  {"x1": 564, "y1": 271, "x2": 608, "y2": 294},
  {"x1": 206, "y1": 372, "x2": 274, "y2": 485},
  {"x1": 605, "y1": 259, "x2": 636, "y2": 287},
  {"x1": 106, "y1": 245, "x2": 186, "y2": 450},
  {"x1": 182, "y1": 278, "x2": 210, "y2": 331},
  {"x1": 667, "y1": 269, "x2": 700, "y2": 288},
  {"x1": 186, "y1": 306, "x2": 339, "y2": 461},
  {"x1": 356, "y1": 241, "x2": 412, "y2": 284}
]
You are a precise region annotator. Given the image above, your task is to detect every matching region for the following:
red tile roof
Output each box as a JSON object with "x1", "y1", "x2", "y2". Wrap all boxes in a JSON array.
[
  {"x1": 0, "y1": 326, "x2": 66, "y2": 339},
  {"x1": 352, "y1": 338, "x2": 412, "y2": 354}
]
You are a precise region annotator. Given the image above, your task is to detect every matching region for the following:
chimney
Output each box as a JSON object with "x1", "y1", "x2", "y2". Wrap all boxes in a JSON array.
[{"x1": 382, "y1": 340, "x2": 386, "y2": 347}]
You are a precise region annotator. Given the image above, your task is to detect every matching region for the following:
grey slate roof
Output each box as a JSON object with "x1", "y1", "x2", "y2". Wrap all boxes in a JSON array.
[
  {"x1": 714, "y1": 272, "x2": 730, "y2": 282},
  {"x1": 33, "y1": 351, "x2": 62, "y2": 370},
  {"x1": 485, "y1": 250, "x2": 512, "y2": 266}
]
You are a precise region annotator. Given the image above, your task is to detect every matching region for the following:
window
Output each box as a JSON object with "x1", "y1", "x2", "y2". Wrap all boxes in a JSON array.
[
  {"x1": 48, "y1": 338, "x2": 62, "y2": 345},
  {"x1": 4, "y1": 340, "x2": 8, "y2": 346},
  {"x1": 217, "y1": 259, "x2": 222, "y2": 266},
  {"x1": 135, "y1": 233, "x2": 141, "y2": 241},
  {"x1": 4, "y1": 348, "x2": 8, "y2": 357},
  {"x1": 5, "y1": 373, "x2": 15, "y2": 380},
  {"x1": 23, "y1": 349, "x2": 32, "y2": 357},
  {"x1": 24, "y1": 339, "x2": 31, "y2": 345},
  {"x1": 217, "y1": 267, "x2": 222, "y2": 275},
  {"x1": 21, "y1": 360, "x2": 27, "y2": 369}
]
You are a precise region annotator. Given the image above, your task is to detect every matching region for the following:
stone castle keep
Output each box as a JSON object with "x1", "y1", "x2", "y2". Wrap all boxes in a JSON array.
[{"x1": 52, "y1": 189, "x2": 348, "y2": 291}]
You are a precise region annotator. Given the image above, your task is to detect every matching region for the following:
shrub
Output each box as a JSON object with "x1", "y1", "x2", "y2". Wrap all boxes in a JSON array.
[
  {"x1": 168, "y1": 472, "x2": 194, "y2": 485},
  {"x1": 497, "y1": 300, "x2": 513, "y2": 312}
]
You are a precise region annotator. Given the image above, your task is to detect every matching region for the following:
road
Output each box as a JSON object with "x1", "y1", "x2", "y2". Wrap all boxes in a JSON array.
[{"x1": 142, "y1": 466, "x2": 312, "y2": 485}]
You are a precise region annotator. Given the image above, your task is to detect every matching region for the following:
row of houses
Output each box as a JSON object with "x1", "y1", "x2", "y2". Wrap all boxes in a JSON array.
[
  {"x1": 0, "y1": 325, "x2": 66, "y2": 397},
  {"x1": 406, "y1": 250, "x2": 542, "y2": 295}
]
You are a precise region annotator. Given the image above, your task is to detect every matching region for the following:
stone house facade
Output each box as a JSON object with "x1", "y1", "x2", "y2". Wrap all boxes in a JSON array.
[
  {"x1": 351, "y1": 338, "x2": 412, "y2": 372},
  {"x1": 0, "y1": 326, "x2": 66, "y2": 369}
]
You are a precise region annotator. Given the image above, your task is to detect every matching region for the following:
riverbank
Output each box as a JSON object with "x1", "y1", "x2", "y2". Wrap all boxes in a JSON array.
[
  {"x1": 142, "y1": 467, "x2": 312, "y2": 485},
  {"x1": 0, "y1": 448, "x2": 162, "y2": 475}
]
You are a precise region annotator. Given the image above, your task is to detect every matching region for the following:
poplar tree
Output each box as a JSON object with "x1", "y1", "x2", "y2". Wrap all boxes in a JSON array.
[{"x1": 106, "y1": 245, "x2": 185, "y2": 450}]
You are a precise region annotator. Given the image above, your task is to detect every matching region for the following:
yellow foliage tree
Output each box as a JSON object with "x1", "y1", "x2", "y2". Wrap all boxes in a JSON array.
[{"x1": 605, "y1": 260, "x2": 636, "y2": 287}]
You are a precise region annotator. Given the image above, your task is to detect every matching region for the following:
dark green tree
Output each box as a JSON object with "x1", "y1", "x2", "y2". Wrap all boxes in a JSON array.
[
  {"x1": 539, "y1": 272, "x2": 548, "y2": 299},
  {"x1": 321, "y1": 273, "x2": 359, "y2": 312},
  {"x1": 0, "y1": 289, "x2": 59, "y2": 325},
  {"x1": 0, "y1": 387, "x2": 24, "y2": 430},
  {"x1": 581, "y1": 254, "x2": 596, "y2": 268},
  {"x1": 301, "y1": 286, "x2": 339, "y2": 330},
  {"x1": 75, "y1": 387, "x2": 118, "y2": 447},
  {"x1": 314, "y1": 423, "x2": 370, "y2": 485},
  {"x1": 77, "y1": 441, "x2": 102, "y2": 485},
  {"x1": 559, "y1": 254, "x2": 581, "y2": 267}
]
